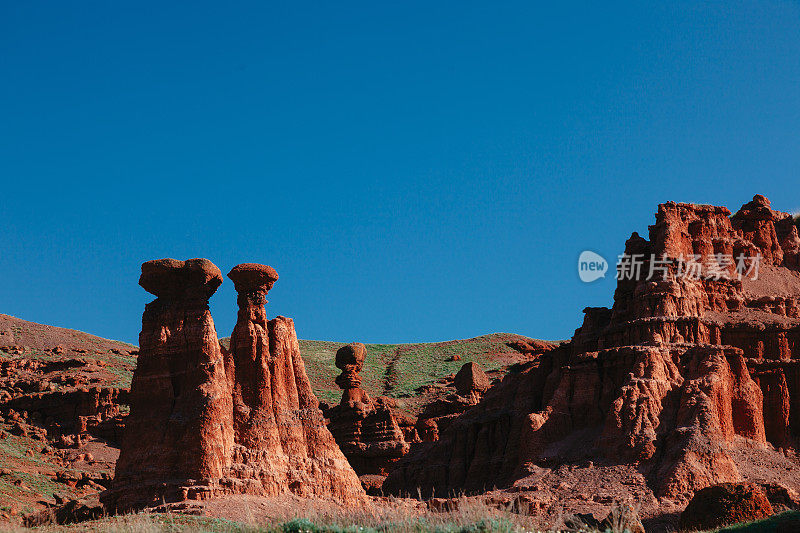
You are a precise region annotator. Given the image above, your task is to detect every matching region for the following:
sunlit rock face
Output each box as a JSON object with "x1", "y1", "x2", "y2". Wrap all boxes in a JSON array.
[
  {"x1": 103, "y1": 260, "x2": 365, "y2": 512},
  {"x1": 385, "y1": 195, "x2": 800, "y2": 501}
]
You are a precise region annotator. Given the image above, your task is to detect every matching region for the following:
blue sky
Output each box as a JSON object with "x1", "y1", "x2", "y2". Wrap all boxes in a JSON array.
[{"x1": 2, "y1": 2, "x2": 799, "y2": 345}]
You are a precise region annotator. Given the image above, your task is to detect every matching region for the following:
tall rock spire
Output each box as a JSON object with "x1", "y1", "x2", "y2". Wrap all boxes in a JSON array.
[
  {"x1": 224, "y1": 263, "x2": 365, "y2": 501},
  {"x1": 104, "y1": 258, "x2": 233, "y2": 511},
  {"x1": 104, "y1": 260, "x2": 365, "y2": 512}
]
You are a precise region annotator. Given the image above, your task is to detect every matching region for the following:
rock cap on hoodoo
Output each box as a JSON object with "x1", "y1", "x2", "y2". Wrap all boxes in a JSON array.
[
  {"x1": 335, "y1": 342, "x2": 366, "y2": 372},
  {"x1": 227, "y1": 263, "x2": 279, "y2": 293},
  {"x1": 139, "y1": 258, "x2": 223, "y2": 299}
]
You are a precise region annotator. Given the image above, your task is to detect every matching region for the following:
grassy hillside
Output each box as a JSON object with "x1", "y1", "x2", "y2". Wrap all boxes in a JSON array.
[{"x1": 299, "y1": 333, "x2": 546, "y2": 408}]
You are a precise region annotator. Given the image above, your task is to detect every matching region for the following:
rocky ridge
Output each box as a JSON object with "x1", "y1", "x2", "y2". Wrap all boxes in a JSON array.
[{"x1": 385, "y1": 195, "x2": 800, "y2": 513}]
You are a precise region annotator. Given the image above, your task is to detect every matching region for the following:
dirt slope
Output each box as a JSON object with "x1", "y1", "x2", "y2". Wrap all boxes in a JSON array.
[{"x1": 0, "y1": 313, "x2": 553, "y2": 521}]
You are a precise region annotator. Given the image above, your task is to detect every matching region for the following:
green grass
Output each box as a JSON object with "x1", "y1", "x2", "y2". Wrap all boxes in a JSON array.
[
  {"x1": 298, "y1": 334, "x2": 521, "y2": 409},
  {"x1": 0, "y1": 432, "x2": 82, "y2": 513},
  {"x1": 279, "y1": 517, "x2": 520, "y2": 533},
  {"x1": 712, "y1": 511, "x2": 800, "y2": 532},
  {"x1": 23, "y1": 514, "x2": 252, "y2": 532}
]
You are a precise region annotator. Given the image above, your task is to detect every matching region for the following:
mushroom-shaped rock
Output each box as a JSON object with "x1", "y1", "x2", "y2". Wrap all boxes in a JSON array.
[
  {"x1": 106, "y1": 257, "x2": 231, "y2": 512},
  {"x1": 139, "y1": 258, "x2": 223, "y2": 299},
  {"x1": 336, "y1": 342, "x2": 366, "y2": 372},
  {"x1": 326, "y1": 342, "x2": 410, "y2": 475},
  {"x1": 454, "y1": 362, "x2": 490, "y2": 396},
  {"x1": 227, "y1": 263, "x2": 279, "y2": 294},
  {"x1": 106, "y1": 259, "x2": 366, "y2": 511},
  {"x1": 335, "y1": 343, "x2": 368, "y2": 403}
]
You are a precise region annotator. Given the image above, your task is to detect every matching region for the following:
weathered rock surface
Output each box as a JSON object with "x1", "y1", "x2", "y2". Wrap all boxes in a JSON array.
[
  {"x1": 411, "y1": 362, "x2": 494, "y2": 444},
  {"x1": 103, "y1": 260, "x2": 364, "y2": 512},
  {"x1": 103, "y1": 258, "x2": 232, "y2": 511},
  {"x1": 325, "y1": 343, "x2": 410, "y2": 476},
  {"x1": 385, "y1": 196, "x2": 800, "y2": 508},
  {"x1": 679, "y1": 482, "x2": 773, "y2": 531},
  {"x1": 0, "y1": 314, "x2": 136, "y2": 517},
  {"x1": 453, "y1": 362, "x2": 490, "y2": 398},
  {"x1": 223, "y1": 264, "x2": 363, "y2": 501}
]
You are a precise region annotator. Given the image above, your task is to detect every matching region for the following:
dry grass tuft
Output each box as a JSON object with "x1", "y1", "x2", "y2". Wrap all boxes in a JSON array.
[{"x1": 5, "y1": 494, "x2": 615, "y2": 532}]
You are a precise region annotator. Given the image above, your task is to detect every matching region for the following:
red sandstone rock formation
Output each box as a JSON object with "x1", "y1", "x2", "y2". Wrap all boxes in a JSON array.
[
  {"x1": 385, "y1": 196, "x2": 800, "y2": 503},
  {"x1": 412, "y1": 362, "x2": 493, "y2": 444},
  {"x1": 453, "y1": 362, "x2": 490, "y2": 398},
  {"x1": 223, "y1": 264, "x2": 363, "y2": 501},
  {"x1": 325, "y1": 343, "x2": 409, "y2": 476},
  {"x1": 103, "y1": 260, "x2": 364, "y2": 512},
  {"x1": 679, "y1": 482, "x2": 773, "y2": 531},
  {"x1": 103, "y1": 259, "x2": 233, "y2": 511}
]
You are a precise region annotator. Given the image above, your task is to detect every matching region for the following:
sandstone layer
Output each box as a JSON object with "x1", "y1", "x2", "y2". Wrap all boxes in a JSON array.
[
  {"x1": 102, "y1": 260, "x2": 364, "y2": 511},
  {"x1": 385, "y1": 196, "x2": 800, "y2": 502}
]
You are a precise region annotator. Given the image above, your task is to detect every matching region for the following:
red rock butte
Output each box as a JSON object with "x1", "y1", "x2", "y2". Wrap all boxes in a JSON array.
[
  {"x1": 101, "y1": 260, "x2": 364, "y2": 512},
  {"x1": 385, "y1": 195, "x2": 800, "y2": 502}
]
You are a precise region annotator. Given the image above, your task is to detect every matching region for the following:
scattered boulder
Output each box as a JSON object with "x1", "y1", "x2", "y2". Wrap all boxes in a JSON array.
[
  {"x1": 359, "y1": 474, "x2": 386, "y2": 496},
  {"x1": 453, "y1": 362, "x2": 490, "y2": 397},
  {"x1": 680, "y1": 482, "x2": 773, "y2": 531},
  {"x1": 409, "y1": 361, "x2": 493, "y2": 445}
]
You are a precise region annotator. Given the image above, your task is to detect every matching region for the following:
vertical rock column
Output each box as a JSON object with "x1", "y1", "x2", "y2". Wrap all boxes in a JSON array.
[
  {"x1": 103, "y1": 259, "x2": 233, "y2": 512},
  {"x1": 225, "y1": 264, "x2": 365, "y2": 501},
  {"x1": 334, "y1": 342, "x2": 370, "y2": 405},
  {"x1": 226, "y1": 263, "x2": 280, "y2": 450},
  {"x1": 326, "y1": 343, "x2": 410, "y2": 476}
]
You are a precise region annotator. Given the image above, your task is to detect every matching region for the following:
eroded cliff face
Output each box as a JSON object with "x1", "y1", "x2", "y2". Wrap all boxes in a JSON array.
[
  {"x1": 385, "y1": 195, "x2": 800, "y2": 500},
  {"x1": 103, "y1": 261, "x2": 364, "y2": 512}
]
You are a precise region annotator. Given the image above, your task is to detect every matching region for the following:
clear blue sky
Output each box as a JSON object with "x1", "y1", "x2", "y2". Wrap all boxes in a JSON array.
[{"x1": 2, "y1": 2, "x2": 799, "y2": 345}]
